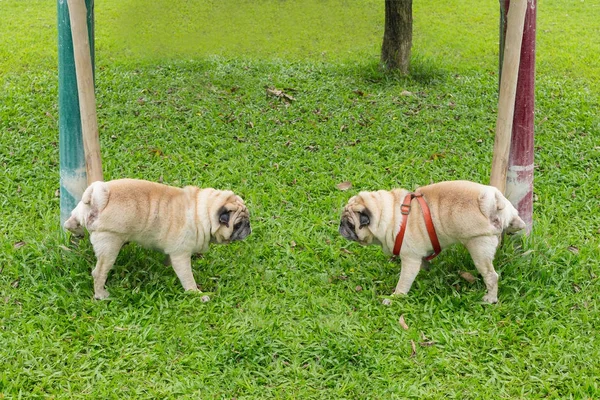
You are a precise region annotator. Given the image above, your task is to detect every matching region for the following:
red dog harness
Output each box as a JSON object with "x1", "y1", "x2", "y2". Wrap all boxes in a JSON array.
[{"x1": 392, "y1": 192, "x2": 442, "y2": 261}]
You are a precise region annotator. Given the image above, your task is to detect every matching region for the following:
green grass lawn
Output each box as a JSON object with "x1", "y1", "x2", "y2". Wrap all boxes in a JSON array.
[{"x1": 1, "y1": 1, "x2": 599, "y2": 398}]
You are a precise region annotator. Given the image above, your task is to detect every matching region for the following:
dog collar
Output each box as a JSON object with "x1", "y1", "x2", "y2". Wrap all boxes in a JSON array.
[{"x1": 392, "y1": 192, "x2": 442, "y2": 261}]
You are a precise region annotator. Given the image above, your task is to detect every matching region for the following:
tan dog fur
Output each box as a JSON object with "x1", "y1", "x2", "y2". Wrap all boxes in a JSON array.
[
  {"x1": 339, "y1": 180, "x2": 525, "y2": 303},
  {"x1": 64, "y1": 179, "x2": 251, "y2": 299}
]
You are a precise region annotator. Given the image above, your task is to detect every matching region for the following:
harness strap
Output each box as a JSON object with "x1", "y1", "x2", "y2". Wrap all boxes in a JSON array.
[{"x1": 392, "y1": 192, "x2": 442, "y2": 260}]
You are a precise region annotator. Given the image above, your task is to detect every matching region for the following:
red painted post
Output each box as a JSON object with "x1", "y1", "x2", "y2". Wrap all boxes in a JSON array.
[{"x1": 501, "y1": 0, "x2": 536, "y2": 233}]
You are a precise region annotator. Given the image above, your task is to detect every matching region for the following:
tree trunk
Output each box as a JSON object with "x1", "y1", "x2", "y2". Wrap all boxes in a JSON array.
[{"x1": 381, "y1": 0, "x2": 413, "y2": 74}]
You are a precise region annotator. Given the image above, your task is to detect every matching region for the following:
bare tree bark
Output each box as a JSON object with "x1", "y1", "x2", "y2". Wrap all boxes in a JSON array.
[{"x1": 381, "y1": 0, "x2": 413, "y2": 74}]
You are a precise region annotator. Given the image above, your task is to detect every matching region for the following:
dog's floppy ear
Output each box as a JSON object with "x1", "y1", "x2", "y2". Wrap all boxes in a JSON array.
[
  {"x1": 218, "y1": 206, "x2": 230, "y2": 227},
  {"x1": 358, "y1": 208, "x2": 371, "y2": 228}
]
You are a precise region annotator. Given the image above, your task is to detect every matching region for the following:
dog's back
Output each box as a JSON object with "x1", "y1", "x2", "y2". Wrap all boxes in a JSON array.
[{"x1": 417, "y1": 180, "x2": 525, "y2": 238}]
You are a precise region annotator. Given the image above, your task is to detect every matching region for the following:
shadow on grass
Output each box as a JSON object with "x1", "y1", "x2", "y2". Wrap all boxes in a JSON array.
[{"x1": 335, "y1": 53, "x2": 449, "y2": 88}]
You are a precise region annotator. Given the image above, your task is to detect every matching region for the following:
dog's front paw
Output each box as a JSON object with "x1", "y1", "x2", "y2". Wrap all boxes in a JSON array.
[
  {"x1": 94, "y1": 289, "x2": 110, "y2": 300},
  {"x1": 482, "y1": 293, "x2": 498, "y2": 304}
]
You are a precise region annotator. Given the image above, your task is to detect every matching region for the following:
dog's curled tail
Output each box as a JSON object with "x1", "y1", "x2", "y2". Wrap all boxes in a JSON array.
[
  {"x1": 478, "y1": 186, "x2": 526, "y2": 232},
  {"x1": 82, "y1": 181, "x2": 110, "y2": 212}
]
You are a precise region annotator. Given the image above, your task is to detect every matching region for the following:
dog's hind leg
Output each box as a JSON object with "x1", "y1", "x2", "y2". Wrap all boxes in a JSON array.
[
  {"x1": 393, "y1": 256, "x2": 422, "y2": 296},
  {"x1": 464, "y1": 236, "x2": 500, "y2": 303},
  {"x1": 169, "y1": 253, "x2": 199, "y2": 292},
  {"x1": 90, "y1": 232, "x2": 124, "y2": 300}
]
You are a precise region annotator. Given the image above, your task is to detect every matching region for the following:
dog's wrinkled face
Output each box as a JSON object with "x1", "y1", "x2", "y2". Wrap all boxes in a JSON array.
[
  {"x1": 212, "y1": 194, "x2": 251, "y2": 244},
  {"x1": 339, "y1": 195, "x2": 375, "y2": 246}
]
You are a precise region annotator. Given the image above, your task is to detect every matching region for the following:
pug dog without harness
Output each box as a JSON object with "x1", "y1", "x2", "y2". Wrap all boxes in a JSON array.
[{"x1": 64, "y1": 179, "x2": 251, "y2": 299}]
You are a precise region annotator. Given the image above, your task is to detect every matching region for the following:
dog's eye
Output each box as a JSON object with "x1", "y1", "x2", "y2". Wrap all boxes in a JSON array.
[
  {"x1": 359, "y1": 212, "x2": 370, "y2": 227},
  {"x1": 219, "y1": 210, "x2": 231, "y2": 227},
  {"x1": 233, "y1": 221, "x2": 242, "y2": 231}
]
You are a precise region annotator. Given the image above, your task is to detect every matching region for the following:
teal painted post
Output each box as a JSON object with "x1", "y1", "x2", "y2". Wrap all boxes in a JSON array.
[{"x1": 58, "y1": 0, "x2": 94, "y2": 225}]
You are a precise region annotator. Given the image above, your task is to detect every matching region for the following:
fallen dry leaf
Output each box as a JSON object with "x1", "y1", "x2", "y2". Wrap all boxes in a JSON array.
[
  {"x1": 429, "y1": 153, "x2": 446, "y2": 161},
  {"x1": 266, "y1": 87, "x2": 296, "y2": 103},
  {"x1": 266, "y1": 88, "x2": 282, "y2": 96},
  {"x1": 382, "y1": 298, "x2": 392, "y2": 306},
  {"x1": 459, "y1": 271, "x2": 477, "y2": 284},
  {"x1": 399, "y1": 314, "x2": 409, "y2": 330},
  {"x1": 420, "y1": 341, "x2": 436, "y2": 347},
  {"x1": 567, "y1": 246, "x2": 579, "y2": 254},
  {"x1": 355, "y1": 285, "x2": 363, "y2": 292},
  {"x1": 148, "y1": 147, "x2": 164, "y2": 157},
  {"x1": 14, "y1": 241, "x2": 26, "y2": 249},
  {"x1": 410, "y1": 340, "x2": 417, "y2": 357},
  {"x1": 58, "y1": 245, "x2": 72, "y2": 252},
  {"x1": 290, "y1": 241, "x2": 297, "y2": 248},
  {"x1": 11, "y1": 279, "x2": 20, "y2": 288},
  {"x1": 340, "y1": 248, "x2": 353, "y2": 255},
  {"x1": 336, "y1": 181, "x2": 352, "y2": 191},
  {"x1": 400, "y1": 90, "x2": 413, "y2": 96}
]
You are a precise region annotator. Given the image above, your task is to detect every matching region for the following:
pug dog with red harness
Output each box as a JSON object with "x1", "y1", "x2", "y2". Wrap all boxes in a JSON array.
[{"x1": 339, "y1": 180, "x2": 525, "y2": 303}]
